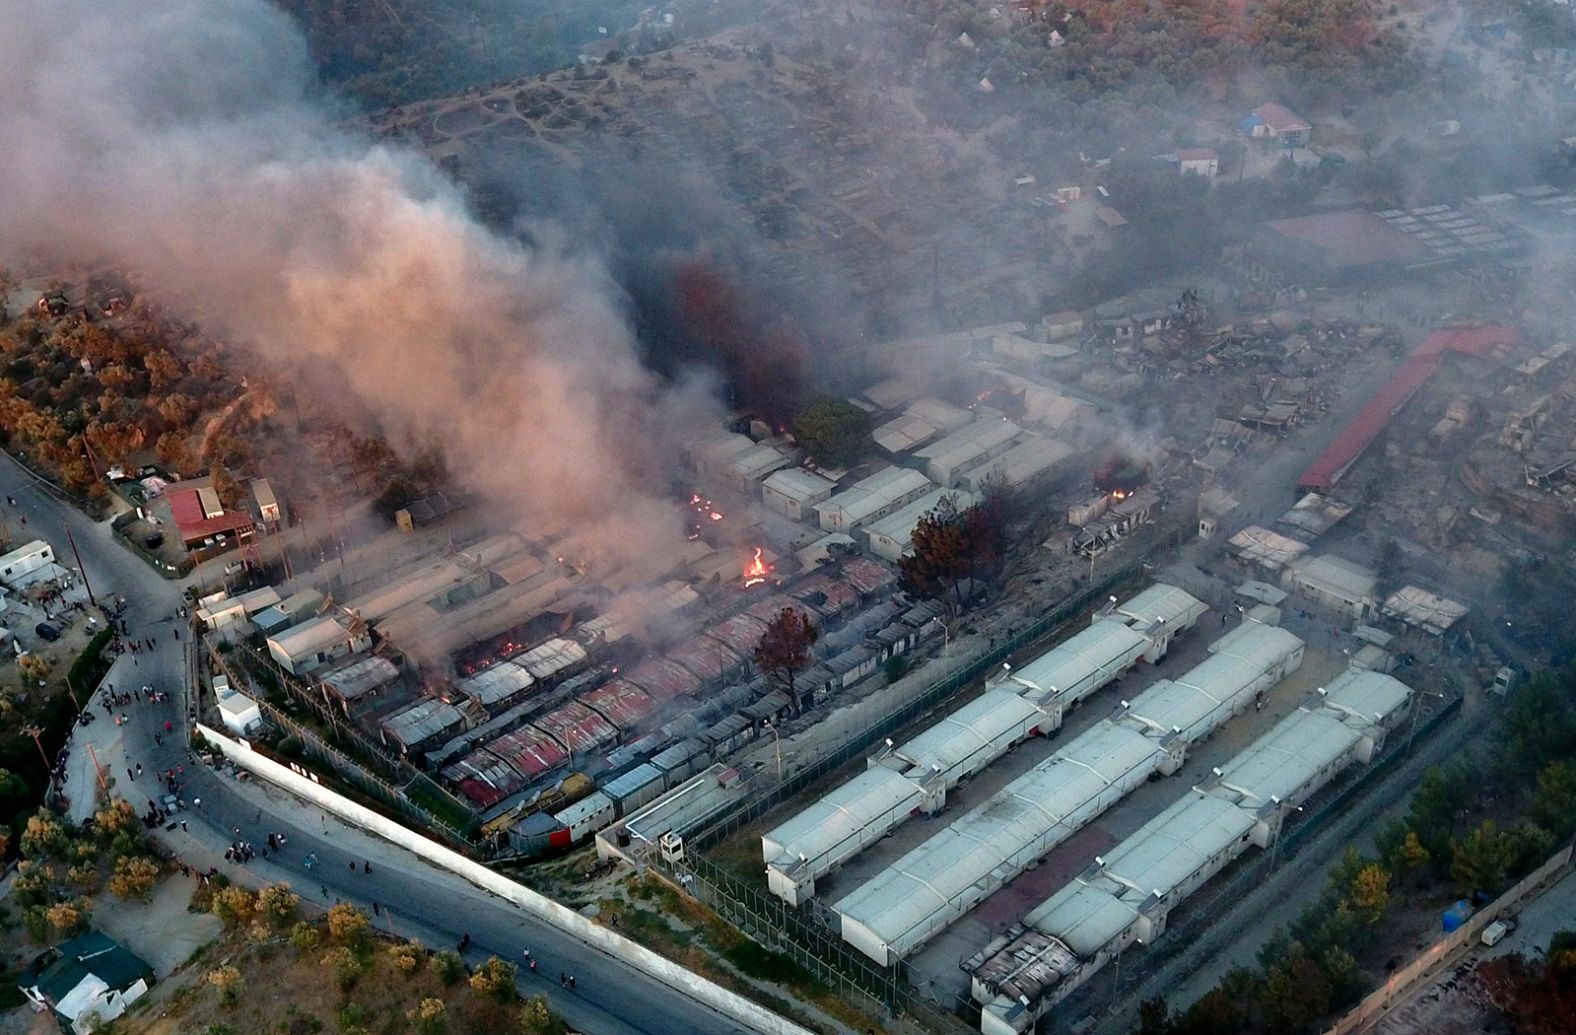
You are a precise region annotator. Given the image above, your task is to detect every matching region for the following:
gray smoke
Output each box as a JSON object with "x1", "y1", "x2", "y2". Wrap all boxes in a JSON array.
[{"x1": 0, "y1": 0, "x2": 721, "y2": 560}]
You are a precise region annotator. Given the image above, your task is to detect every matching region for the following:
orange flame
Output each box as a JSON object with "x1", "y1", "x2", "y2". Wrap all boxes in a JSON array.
[{"x1": 744, "y1": 546, "x2": 769, "y2": 587}]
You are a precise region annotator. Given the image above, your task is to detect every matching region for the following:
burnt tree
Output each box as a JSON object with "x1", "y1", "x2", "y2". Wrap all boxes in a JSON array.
[
  {"x1": 899, "y1": 485, "x2": 1011, "y2": 615},
  {"x1": 755, "y1": 606, "x2": 818, "y2": 717}
]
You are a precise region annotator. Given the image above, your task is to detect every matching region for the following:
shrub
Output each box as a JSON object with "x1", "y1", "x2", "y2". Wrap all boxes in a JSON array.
[
  {"x1": 288, "y1": 921, "x2": 321, "y2": 952},
  {"x1": 326, "y1": 903, "x2": 369, "y2": 946},
  {"x1": 468, "y1": 956, "x2": 517, "y2": 1001},
  {"x1": 108, "y1": 856, "x2": 161, "y2": 901},
  {"x1": 206, "y1": 965, "x2": 244, "y2": 1006},
  {"x1": 433, "y1": 950, "x2": 466, "y2": 986},
  {"x1": 210, "y1": 886, "x2": 256, "y2": 928},
  {"x1": 257, "y1": 884, "x2": 300, "y2": 928}
]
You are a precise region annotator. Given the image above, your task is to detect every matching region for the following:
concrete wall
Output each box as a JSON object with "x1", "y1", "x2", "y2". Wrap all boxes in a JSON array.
[
  {"x1": 1321, "y1": 844, "x2": 1574, "y2": 1035},
  {"x1": 196, "y1": 724, "x2": 812, "y2": 1035}
]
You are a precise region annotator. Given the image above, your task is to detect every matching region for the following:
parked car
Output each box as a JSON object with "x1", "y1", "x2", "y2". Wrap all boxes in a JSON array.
[{"x1": 35, "y1": 623, "x2": 61, "y2": 641}]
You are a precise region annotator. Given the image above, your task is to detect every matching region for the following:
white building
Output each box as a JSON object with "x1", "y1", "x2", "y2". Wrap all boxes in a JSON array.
[
  {"x1": 968, "y1": 668, "x2": 1409, "y2": 1034},
  {"x1": 863, "y1": 488, "x2": 975, "y2": 562},
  {"x1": 691, "y1": 430, "x2": 792, "y2": 491},
  {"x1": 266, "y1": 615, "x2": 371, "y2": 675},
  {"x1": 870, "y1": 397, "x2": 975, "y2": 455},
  {"x1": 958, "y1": 436, "x2": 1073, "y2": 494},
  {"x1": 760, "y1": 468, "x2": 836, "y2": 522},
  {"x1": 1380, "y1": 586, "x2": 1469, "y2": 637},
  {"x1": 0, "y1": 539, "x2": 55, "y2": 588},
  {"x1": 765, "y1": 584, "x2": 1204, "y2": 909},
  {"x1": 813, "y1": 467, "x2": 934, "y2": 533},
  {"x1": 1283, "y1": 554, "x2": 1377, "y2": 618},
  {"x1": 213, "y1": 674, "x2": 262, "y2": 736},
  {"x1": 835, "y1": 618, "x2": 1300, "y2": 965},
  {"x1": 252, "y1": 478, "x2": 281, "y2": 525},
  {"x1": 915, "y1": 418, "x2": 1023, "y2": 488},
  {"x1": 1175, "y1": 148, "x2": 1219, "y2": 177}
]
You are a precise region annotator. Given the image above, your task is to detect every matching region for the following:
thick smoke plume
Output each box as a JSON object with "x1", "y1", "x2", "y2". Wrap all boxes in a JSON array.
[{"x1": 0, "y1": 0, "x2": 722, "y2": 559}]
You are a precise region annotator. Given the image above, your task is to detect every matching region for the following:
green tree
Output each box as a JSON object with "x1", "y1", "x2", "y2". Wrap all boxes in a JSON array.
[
  {"x1": 1451, "y1": 820, "x2": 1517, "y2": 894},
  {"x1": 1260, "y1": 943, "x2": 1333, "y2": 1033},
  {"x1": 1386, "y1": 830, "x2": 1431, "y2": 901},
  {"x1": 754, "y1": 606, "x2": 818, "y2": 717},
  {"x1": 1347, "y1": 863, "x2": 1391, "y2": 926},
  {"x1": 790, "y1": 397, "x2": 870, "y2": 467},
  {"x1": 1136, "y1": 996, "x2": 1173, "y2": 1035},
  {"x1": 1407, "y1": 766, "x2": 1467, "y2": 864},
  {"x1": 1173, "y1": 987, "x2": 1245, "y2": 1034},
  {"x1": 1531, "y1": 760, "x2": 1576, "y2": 840}
]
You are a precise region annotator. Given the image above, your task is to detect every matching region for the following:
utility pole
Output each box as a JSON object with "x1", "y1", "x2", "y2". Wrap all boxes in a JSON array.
[
  {"x1": 763, "y1": 719, "x2": 783, "y2": 782},
  {"x1": 86, "y1": 742, "x2": 109, "y2": 798},
  {"x1": 63, "y1": 524, "x2": 98, "y2": 609},
  {"x1": 22, "y1": 723, "x2": 50, "y2": 772}
]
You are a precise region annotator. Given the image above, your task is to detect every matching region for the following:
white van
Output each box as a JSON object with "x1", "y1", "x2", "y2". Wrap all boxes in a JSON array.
[{"x1": 1481, "y1": 919, "x2": 1513, "y2": 946}]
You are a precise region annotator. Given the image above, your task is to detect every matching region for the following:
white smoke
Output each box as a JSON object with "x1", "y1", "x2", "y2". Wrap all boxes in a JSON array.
[{"x1": 0, "y1": 0, "x2": 720, "y2": 559}]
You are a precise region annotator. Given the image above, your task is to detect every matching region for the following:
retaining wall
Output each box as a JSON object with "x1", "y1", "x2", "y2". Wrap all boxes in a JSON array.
[{"x1": 196, "y1": 723, "x2": 813, "y2": 1035}]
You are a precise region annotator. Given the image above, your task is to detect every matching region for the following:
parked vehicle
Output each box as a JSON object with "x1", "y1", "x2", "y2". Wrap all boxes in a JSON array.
[
  {"x1": 1482, "y1": 918, "x2": 1516, "y2": 946},
  {"x1": 35, "y1": 623, "x2": 61, "y2": 642}
]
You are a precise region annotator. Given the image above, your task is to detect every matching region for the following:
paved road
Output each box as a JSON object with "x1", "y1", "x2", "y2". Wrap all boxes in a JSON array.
[{"x1": 1, "y1": 452, "x2": 770, "y2": 1035}]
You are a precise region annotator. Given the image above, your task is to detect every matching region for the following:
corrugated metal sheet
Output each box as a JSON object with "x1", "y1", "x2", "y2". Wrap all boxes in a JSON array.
[
  {"x1": 487, "y1": 725, "x2": 569, "y2": 779},
  {"x1": 625, "y1": 658, "x2": 701, "y2": 702},
  {"x1": 667, "y1": 634, "x2": 742, "y2": 683},
  {"x1": 534, "y1": 701, "x2": 619, "y2": 755},
  {"x1": 1299, "y1": 326, "x2": 1515, "y2": 490},
  {"x1": 581, "y1": 680, "x2": 659, "y2": 732},
  {"x1": 706, "y1": 613, "x2": 771, "y2": 656}
]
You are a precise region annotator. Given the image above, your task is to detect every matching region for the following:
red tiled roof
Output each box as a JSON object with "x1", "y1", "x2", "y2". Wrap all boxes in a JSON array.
[{"x1": 1299, "y1": 326, "x2": 1517, "y2": 491}]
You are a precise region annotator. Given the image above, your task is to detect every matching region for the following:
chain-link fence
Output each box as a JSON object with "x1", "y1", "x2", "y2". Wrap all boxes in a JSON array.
[
  {"x1": 686, "y1": 550, "x2": 1153, "y2": 853},
  {"x1": 642, "y1": 536, "x2": 1178, "y2": 1034},
  {"x1": 1061, "y1": 693, "x2": 1468, "y2": 1034}
]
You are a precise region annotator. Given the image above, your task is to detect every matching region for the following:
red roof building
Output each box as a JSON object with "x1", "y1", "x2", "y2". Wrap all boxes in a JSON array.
[
  {"x1": 534, "y1": 701, "x2": 619, "y2": 756},
  {"x1": 624, "y1": 657, "x2": 702, "y2": 702},
  {"x1": 581, "y1": 680, "x2": 658, "y2": 733},
  {"x1": 1299, "y1": 326, "x2": 1517, "y2": 492},
  {"x1": 166, "y1": 486, "x2": 255, "y2": 548}
]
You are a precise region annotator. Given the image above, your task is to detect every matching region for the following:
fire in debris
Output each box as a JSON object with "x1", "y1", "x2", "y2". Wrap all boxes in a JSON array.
[
  {"x1": 1094, "y1": 454, "x2": 1151, "y2": 498},
  {"x1": 744, "y1": 546, "x2": 770, "y2": 587},
  {"x1": 685, "y1": 490, "x2": 724, "y2": 539}
]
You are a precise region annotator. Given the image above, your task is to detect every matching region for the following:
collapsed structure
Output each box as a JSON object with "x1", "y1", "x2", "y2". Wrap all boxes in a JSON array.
[
  {"x1": 832, "y1": 619, "x2": 1305, "y2": 965},
  {"x1": 965, "y1": 668, "x2": 1412, "y2": 1034},
  {"x1": 761, "y1": 584, "x2": 1206, "y2": 905}
]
